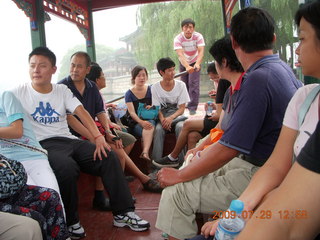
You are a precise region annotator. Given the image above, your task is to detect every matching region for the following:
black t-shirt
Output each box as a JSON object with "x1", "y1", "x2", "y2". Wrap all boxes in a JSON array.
[
  {"x1": 297, "y1": 121, "x2": 320, "y2": 173},
  {"x1": 216, "y1": 79, "x2": 231, "y2": 104}
]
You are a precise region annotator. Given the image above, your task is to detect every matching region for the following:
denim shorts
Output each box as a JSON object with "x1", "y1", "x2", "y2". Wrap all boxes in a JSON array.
[{"x1": 132, "y1": 119, "x2": 156, "y2": 137}]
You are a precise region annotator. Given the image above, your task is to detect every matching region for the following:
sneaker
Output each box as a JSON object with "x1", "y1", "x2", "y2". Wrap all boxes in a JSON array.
[
  {"x1": 113, "y1": 211, "x2": 150, "y2": 231},
  {"x1": 68, "y1": 222, "x2": 86, "y2": 239},
  {"x1": 152, "y1": 156, "x2": 179, "y2": 168},
  {"x1": 143, "y1": 178, "x2": 163, "y2": 193}
]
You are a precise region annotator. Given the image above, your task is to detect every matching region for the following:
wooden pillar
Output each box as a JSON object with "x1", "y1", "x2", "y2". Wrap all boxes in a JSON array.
[
  {"x1": 86, "y1": 0, "x2": 96, "y2": 62},
  {"x1": 30, "y1": 0, "x2": 46, "y2": 48},
  {"x1": 221, "y1": 0, "x2": 228, "y2": 36}
]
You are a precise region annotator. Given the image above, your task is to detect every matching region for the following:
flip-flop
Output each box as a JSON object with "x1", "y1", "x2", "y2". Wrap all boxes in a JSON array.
[{"x1": 139, "y1": 152, "x2": 151, "y2": 161}]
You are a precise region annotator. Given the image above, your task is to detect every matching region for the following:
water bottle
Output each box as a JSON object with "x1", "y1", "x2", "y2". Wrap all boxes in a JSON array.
[
  {"x1": 206, "y1": 101, "x2": 213, "y2": 116},
  {"x1": 214, "y1": 200, "x2": 245, "y2": 240}
]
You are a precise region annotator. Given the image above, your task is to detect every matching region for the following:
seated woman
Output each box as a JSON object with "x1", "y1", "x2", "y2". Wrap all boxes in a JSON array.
[
  {"x1": 124, "y1": 65, "x2": 156, "y2": 161},
  {"x1": 0, "y1": 154, "x2": 68, "y2": 240},
  {"x1": 195, "y1": 2, "x2": 320, "y2": 239},
  {"x1": 0, "y1": 90, "x2": 60, "y2": 196}
]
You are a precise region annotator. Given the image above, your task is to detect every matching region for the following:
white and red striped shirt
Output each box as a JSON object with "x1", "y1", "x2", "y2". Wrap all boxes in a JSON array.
[{"x1": 173, "y1": 31, "x2": 205, "y2": 64}]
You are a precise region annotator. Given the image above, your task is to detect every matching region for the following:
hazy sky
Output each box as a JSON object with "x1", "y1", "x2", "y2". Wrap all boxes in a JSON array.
[{"x1": 0, "y1": 1, "x2": 138, "y2": 90}]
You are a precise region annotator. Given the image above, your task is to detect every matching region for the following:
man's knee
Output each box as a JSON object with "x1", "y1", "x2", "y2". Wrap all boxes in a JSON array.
[
  {"x1": 0, "y1": 214, "x2": 42, "y2": 240},
  {"x1": 22, "y1": 217, "x2": 42, "y2": 240},
  {"x1": 182, "y1": 120, "x2": 193, "y2": 130}
]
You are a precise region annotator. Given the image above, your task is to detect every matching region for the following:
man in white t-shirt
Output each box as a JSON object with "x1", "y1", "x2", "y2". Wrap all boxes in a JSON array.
[
  {"x1": 12, "y1": 47, "x2": 150, "y2": 238},
  {"x1": 174, "y1": 18, "x2": 205, "y2": 115},
  {"x1": 151, "y1": 57, "x2": 190, "y2": 166}
]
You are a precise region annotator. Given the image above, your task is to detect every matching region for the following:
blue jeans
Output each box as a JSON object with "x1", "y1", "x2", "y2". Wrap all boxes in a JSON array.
[{"x1": 152, "y1": 121, "x2": 185, "y2": 161}]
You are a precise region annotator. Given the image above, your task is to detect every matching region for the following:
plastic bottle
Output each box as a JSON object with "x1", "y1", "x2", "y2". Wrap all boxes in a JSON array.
[
  {"x1": 214, "y1": 200, "x2": 245, "y2": 240},
  {"x1": 206, "y1": 101, "x2": 213, "y2": 116}
]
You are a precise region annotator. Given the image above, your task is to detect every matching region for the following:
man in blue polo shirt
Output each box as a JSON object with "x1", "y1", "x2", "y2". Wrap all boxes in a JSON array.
[
  {"x1": 154, "y1": 8, "x2": 303, "y2": 240},
  {"x1": 59, "y1": 52, "x2": 162, "y2": 212},
  {"x1": 59, "y1": 52, "x2": 121, "y2": 213}
]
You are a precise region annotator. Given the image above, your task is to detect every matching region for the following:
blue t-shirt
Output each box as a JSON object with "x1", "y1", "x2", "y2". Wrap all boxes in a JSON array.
[
  {"x1": 0, "y1": 91, "x2": 46, "y2": 161},
  {"x1": 125, "y1": 85, "x2": 152, "y2": 113},
  {"x1": 219, "y1": 55, "x2": 303, "y2": 162},
  {"x1": 59, "y1": 76, "x2": 105, "y2": 119}
]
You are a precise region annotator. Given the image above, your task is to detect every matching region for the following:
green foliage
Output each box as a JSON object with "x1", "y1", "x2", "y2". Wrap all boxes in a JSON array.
[
  {"x1": 135, "y1": 0, "x2": 224, "y2": 71},
  {"x1": 57, "y1": 44, "x2": 114, "y2": 80},
  {"x1": 134, "y1": 0, "x2": 300, "y2": 71},
  {"x1": 253, "y1": 0, "x2": 298, "y2": 62}
]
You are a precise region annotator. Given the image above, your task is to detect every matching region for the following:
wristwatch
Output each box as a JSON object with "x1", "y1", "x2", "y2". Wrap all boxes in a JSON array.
[{"x1": 112, "y1": 136, "x2": 121, "y2": 141}]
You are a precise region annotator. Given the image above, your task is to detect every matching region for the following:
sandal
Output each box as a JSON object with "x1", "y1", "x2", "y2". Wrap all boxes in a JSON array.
[
  {"x1": 139, "y1": 152, "x2": 151, "y2": 161},
  {"x1": 143, "y1": 179, "x2": 163, "y2": 193}
]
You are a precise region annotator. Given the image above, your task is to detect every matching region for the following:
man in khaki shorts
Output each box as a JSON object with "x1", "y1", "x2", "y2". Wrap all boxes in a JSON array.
[
  {"x1": 0, "y1": 212, "x2": 42, "y2": 240},
  {"x1": 155, "y1": 8, "x2": 302, "y2": 240}
]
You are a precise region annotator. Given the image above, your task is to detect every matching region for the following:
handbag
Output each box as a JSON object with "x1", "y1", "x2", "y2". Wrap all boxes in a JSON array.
[
  {"x1": 0, "y1": 154, "x2": 27, "y2": 199},
  {"x1": 137, "y1": 103, "x2": 159, "y2": 120},
  {"x1": 120, "y1": 111, "x2": 137, "y2": 129}
]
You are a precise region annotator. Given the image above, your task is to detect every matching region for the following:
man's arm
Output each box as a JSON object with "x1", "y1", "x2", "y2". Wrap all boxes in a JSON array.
[
  {"x1": 73, "y1": 105, "x2": 111, "y2": 160},
  {"x1": 0, "y1": 119, "x2": 23, "y2": 139},
  {"x1": 175, "y1": 49, "x2": 194, "y2": 73},
  {"x1": 67, "y1": 115, "x2": 94, "y2": 142},
  {"x1": 161, "y1": 103, "x2": 186, "y2": 130},
  {"x1": 194, "y1": 46, "x2": 205, "y2": 71},
  {"x1": 96, "y1": 112, "x2": 123, "y2": 149},
  {"x1": 157, "y1": 142, "x2": 238, "y2": 187}
]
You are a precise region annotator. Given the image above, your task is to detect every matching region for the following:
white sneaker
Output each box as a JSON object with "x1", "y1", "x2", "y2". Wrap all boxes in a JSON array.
[
  {"x1": 68, "y1": 222, "x2": 86, "y2": 239},
  {"x1": 113, "y1": 211, "x2": 150, "y2": 231}
]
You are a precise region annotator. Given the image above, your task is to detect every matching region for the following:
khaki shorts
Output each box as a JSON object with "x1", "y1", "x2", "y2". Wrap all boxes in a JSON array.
[{"x1": 114, "y1": 130, "x2": 136, "y2": 148}]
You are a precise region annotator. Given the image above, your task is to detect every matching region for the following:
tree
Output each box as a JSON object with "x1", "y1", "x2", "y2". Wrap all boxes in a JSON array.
[
  {"x1": 254, "y1": 0, "x2": 298, "y2": 65},
  {"x1": 57, "y1": 44, "x2": 114, "y2": 80},
  {"x1": 135, "y1": 0, "x2": 226, "y2": 71},
  {"x1": 134, "y1": 0, "x2": 300, "y2": 72}
]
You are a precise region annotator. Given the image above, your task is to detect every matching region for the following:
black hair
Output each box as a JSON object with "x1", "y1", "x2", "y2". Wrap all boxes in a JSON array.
[
  {"x1": 181, "y1": 18, "x2": 195, "y2": 28},
  {"x1": 230, "y1": 7, "x2": 275, "y2": 53},
  {"x1": 209, "y1": 36, "x2": 244, "y2": 72},
  {"x1": 156, "y1": 57, "x2": 176, "y2": 75},
  {"x1": 29, "y1": 46, "x2": 56, "y2": 66},
  {"x1": 86, "y1": 62, "x2": 102, "y2": 83},
  {"x1": 207, "y1": 63, "x2": 217, "y2": 74},
  {"x1": 295, "y1": 0, "x2": 320, "y2": 42},
  {"x1": 70, "y1": 51, "x2": 91, "y2": 67},
  {"x1": 131, "y1": 65, "x2": 148, "y2": 84}
]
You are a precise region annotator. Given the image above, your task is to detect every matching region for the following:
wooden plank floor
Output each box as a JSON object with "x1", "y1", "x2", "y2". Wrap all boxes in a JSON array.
[{"x1": 78, "y1": 174, "x2": 163, "y2": 240}]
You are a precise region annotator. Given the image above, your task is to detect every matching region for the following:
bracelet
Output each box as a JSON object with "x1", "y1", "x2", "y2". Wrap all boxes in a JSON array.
[{"x1": 94, "y1": 134, "x2": 103, "y2": 140}]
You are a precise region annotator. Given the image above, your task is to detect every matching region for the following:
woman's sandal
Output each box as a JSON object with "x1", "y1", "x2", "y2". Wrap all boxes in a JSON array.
[
  {"x1": 142, "y1": 178, "x2": 163, "y2": 193},
  {"x1": 139, "y1": 152, "x2": 151, "y2": 161}
]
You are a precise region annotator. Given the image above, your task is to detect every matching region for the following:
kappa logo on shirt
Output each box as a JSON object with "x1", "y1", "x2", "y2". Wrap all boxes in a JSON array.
[{"x1": 31, "y1": 102, "x2": 61, "y2": 124}]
